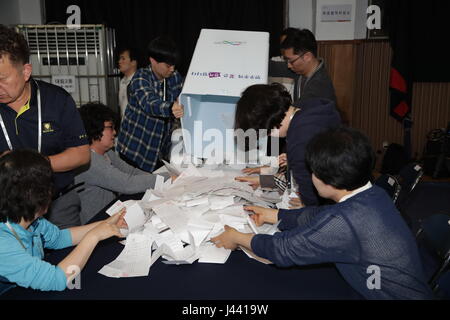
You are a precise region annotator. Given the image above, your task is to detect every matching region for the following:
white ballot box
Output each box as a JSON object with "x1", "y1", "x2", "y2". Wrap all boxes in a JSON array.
[{"x1": 179, "y1": 29, "x2": 269, "y2": 163}]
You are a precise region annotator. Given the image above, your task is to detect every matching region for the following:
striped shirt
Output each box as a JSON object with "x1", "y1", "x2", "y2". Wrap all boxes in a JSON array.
[{"x1": 117, "y1": 66, "x2": 183, "y2": 172}]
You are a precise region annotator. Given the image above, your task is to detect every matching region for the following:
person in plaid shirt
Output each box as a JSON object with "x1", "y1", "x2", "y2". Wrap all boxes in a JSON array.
[{"x1": 117, "y1": 36, "x2": 184, "y2": 173}]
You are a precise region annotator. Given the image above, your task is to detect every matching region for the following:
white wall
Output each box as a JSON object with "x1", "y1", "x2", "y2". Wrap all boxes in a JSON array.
[
  {"x1": 288, "y1": 0, "x2": 315, "y2": 31},
  {"x1": 0, "y1": 0, "x2": 44, "y2": 26},
  {"x1": 289, "y1": 0, "x2": 368, "y2": 40}
]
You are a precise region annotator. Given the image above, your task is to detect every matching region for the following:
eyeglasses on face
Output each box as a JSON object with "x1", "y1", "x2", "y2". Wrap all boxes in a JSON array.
[{"x1": 284, "y1": 51, "x2": 308, "y2": 65}]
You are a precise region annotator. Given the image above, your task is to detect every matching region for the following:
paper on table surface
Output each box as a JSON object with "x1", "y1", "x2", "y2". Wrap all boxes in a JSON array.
[
  {"x1": 198, "y1": 243, "x2": 231, "y2": 264},
  {"x1": 98, "y1": 233, "x2": 153, "y2": 278},
  {"x1": 153, "y1": 202, "x2": 189, "y2": 236},
  {"x1": 124, "y1": 203, "x2": 147, "y2": 233},
  {"x1": 106, "y1": 200, "x2": 125, "y2": 216}
]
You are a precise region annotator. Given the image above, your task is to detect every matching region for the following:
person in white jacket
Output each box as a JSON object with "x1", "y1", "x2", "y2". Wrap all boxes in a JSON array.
[{"x1": 75, "y1": 103, "x2": 169, "y2": 224}]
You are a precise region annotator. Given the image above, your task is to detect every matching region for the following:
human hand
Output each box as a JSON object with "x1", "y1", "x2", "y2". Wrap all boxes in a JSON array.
[
  {"x1": 0, "y1": 150, "x2": 11, "y2": 158},
  {"x1": 242, "y1": 166, "x2": 264, "y2": 175},
  {"x1": 278, "y1": 153, "x2": 287, "y2": 167},
  {"x1": 89, "y1": 210, "x2": 126, "y2": 242},
  {"x1": 211, "y1": 225, "x2": 240, "y2": 250},
  {"x1": 235, "y1": 176, "x2": 260, "y2": 190},
  {"x1": 288, "y1": 193, "x2": 304, "y2": 209},
  {"x1": 172, "y1": 100, "x2": 184, "y2": 118},
  {"x1": 244, "y1": 206, "x2": 279, "y2": 226}
]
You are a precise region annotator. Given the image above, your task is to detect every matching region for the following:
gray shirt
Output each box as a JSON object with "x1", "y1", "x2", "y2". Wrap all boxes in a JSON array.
[
  {"x1": 75, "y1": 150, "x2": 163, "y2": 224},
  {"x1": 269, "y1": 58, "x2": 336, "y2": 105}
]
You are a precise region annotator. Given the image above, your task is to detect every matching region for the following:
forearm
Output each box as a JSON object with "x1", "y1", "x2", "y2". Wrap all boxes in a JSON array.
[
  {"x1": 49, "y1": 145, "x2": 90, "y2": 172},
  {"x1": 234, "y1": 232, "x2": 255, "y2": 251},
  {"x1": 69, "y1": 221, "x2": 102, "y2": 245},
  {"x1": 58, "y1": 233, "x2": 99, "y2": 279},
  {"x1": 139, "y1": 92, "x2": 172, "y2": 117}
]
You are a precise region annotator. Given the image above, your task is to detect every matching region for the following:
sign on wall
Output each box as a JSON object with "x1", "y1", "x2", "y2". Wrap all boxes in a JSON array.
[{"x1": 321, "y1": 4, "x2": 353, "y2": 22}]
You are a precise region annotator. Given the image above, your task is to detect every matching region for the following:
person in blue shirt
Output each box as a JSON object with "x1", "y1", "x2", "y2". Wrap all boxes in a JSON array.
[
  {"x1": 0, "y1": 150, "x2": 127, "y2": 294},
  {"x1": 117, "y1": 36, "x2": 184, "y2": 173},
  {"x1": 212, "y1": 127, "x2": 434, "y2": 299}
]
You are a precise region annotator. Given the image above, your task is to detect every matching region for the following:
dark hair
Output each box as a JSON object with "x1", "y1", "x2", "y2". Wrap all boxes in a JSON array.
[
  {"x1": 305, "y1": 127, "x2": 375, "y2": 191},
  {"x1": 281, "y1": 27, "x2": 301, "y2": 39},
  {"x1": 117, "y1": 46, "x2": 140, "y2": 66},
  {"x1": 79, "y1": 103, "x2": 118, "y2": 144},
  {"x1": 147, "y1": 36, "x2": 179, "y2": 66},
  {"x1": 280, "y1": 28, "x2": 318, "y2": 57},
  {"x1": 0, "y1": 24, "x2": 30, "y2": 65},
  {"x1": 0, "y1": 150, "x2": 53, "y2": 223},
  {"x1": 235, "y1": 83, "x2": 292, "y2": 132}
]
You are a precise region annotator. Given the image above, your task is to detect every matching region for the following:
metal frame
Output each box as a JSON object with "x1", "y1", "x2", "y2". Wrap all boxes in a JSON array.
[{"x1": 16, "y1": 24, "x2": 119, "y2": 111}]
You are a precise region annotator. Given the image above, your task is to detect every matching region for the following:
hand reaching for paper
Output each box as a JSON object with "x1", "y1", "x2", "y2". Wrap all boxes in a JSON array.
[
  {"x1": 244, "y1": 206, "x2": 279, "y2": 226},
  {"x1": 235, "y1": 175, "x2": 260, "y2": 190}
]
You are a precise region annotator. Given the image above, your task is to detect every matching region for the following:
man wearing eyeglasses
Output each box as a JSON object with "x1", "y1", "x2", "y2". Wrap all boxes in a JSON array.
[
  {"x1": 280, "y1": 29, "x2": 336, "y2": 107},
  {"x1": 117, "y1": 36, "x2": 184, "y2": 173}
]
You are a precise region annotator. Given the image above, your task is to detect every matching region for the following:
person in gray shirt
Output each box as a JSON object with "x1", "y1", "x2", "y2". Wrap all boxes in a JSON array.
[
  {"x1": 75, "y1": 103, "x2": 167, "y2": 224},
  {"x1": 272, "y1": 28, "x2": 337, "y2": 106}
]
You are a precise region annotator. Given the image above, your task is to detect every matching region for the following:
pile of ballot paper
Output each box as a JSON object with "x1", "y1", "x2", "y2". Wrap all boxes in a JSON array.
[{"x1": 98, "y1": 163, "x2": 282, "y2": 278}]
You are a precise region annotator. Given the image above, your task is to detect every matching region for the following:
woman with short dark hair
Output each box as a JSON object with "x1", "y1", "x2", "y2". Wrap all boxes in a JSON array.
[
  {"x1": 0, "y1": 150, "x2": 126, "y2": 294},
  {"x1": 75, "y1": 103, "x2": 168, "y2": 224},
  {"x1": 235, "y1": 83, "x2": 341, "y2": 206}
]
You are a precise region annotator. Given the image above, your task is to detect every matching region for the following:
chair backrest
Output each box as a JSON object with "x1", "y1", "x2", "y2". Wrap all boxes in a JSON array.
[
  {"x1": 398, "y1": 162, "x2": 424, "y2": 193},
  {"x1": 416, "y1": 213, "x2": 450, "y2": 292},
  {"x1": 374, "y1": 174, "x2": 402, "y2": 204}
]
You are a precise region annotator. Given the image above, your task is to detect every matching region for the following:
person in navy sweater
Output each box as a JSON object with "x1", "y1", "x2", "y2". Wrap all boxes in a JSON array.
[{"x1": 213, "y1": 127, "x2": 433, "y2": 299}]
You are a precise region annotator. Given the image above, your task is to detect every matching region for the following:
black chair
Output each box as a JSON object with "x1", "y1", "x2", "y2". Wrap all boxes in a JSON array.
[
  {"x1": 374, "y1": 174, "x2": 402, "y2": 204},
  {"x1": 398, "y1": 162, "x2": 424, "y2": 194},
  {"x1": 416, "y1": 213, "x2": 450, "y2": 293}
]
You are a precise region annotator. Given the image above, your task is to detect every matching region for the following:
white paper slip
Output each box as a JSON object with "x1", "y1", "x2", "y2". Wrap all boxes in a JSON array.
[
  {"x1": 186, "y1": 196, "x2": 209, "y2": 207},
  {"x1": 154, "y1": 174, "x2": 166, "y2": 192},
  {"x1": 209, "y1": 195, "x2": 235, "y2": 210},
  {"x1": 246, "y1": 214, "x2": 259, "y2": 234},
  {"x1": 124, "y1": 203, "x2": 147, "y2": 233},
  {"x1": 162, "y1": 159, "x2": 182, "y2": 176},
  {"x1": 153, "y1": 203, "x2": 189, "y2": 236},
  {"x1": 106, "y1": 200, "x2": 125, "y2": 216},
  {"x1": 198, "y1": 243, "x2": 231, "y2": 264},
  {"x1": 98, "y1": 233, "x2": 153, "y2": 278},
  {"x1": 141, "y1": 189, "x2": 161, "y2": 203}
]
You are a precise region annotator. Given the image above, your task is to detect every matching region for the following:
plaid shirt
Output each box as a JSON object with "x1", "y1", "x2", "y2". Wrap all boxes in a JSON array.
[{"x1": 117, "y1": 66, "x2": 183, "y2": 172}]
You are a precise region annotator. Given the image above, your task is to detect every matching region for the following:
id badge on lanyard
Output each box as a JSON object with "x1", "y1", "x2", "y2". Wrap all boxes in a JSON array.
[{"x1": 0, "y1": 79, "x2": 42, "y2": 153}]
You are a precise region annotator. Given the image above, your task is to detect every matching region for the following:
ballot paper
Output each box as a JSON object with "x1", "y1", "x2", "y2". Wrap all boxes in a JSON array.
[
  {"x1": 153, "y1": 202, "x2": 189, "y2": 237},
  {"x1": 162, "y1": 159, "x2": 182, "y2": 176},
  {"x1": 276, "y1": 189, "x2": 291, "y2": 209},
  {"x1": 124, "y1": 203, "x2": 147, "y2": 233},
  {"x1": 209, "y1": 195, "x2": 235, "y2": 210},
  {"x1": 99, "y1": 162, "x2": 283, "y2": 273},
  {"x1": 106, "y1": 200, "x2": 125, "y2": 216},
  {"x1": 98, "y1": 233, "x2": 153, "y2": 278},
  {"x1": 198, "y1": 243, "x2": 231, "y2": 264}
]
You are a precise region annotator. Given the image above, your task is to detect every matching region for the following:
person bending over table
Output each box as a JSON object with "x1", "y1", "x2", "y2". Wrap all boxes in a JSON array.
[
  {"x1": 0, "y1": 150, "x2": 127, "y2": 295},
  {"x1": 75, "y1": 103, "x2": 170, "y2": 224},
  {"x1": 234, "y1": 83, "x2": 341, "y2": 206},
  {"x1": 213, "y1": 127, "x2": 433, "y2": 300}
]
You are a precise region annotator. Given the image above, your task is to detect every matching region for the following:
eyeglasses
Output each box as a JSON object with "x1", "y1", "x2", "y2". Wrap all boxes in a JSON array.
[
  {"x1": 284, "y1": 51, "x2": 308, "y2": 65},
  {"x1": 104, "y1": 125, "x2": 115, "y2": 130}
]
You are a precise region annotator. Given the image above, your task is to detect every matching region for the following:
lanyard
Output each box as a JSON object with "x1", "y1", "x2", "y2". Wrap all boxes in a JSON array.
[
  {"x1": 0, "y1": 79, "x2": 42, "y2": 153},
  {"x1": 5, "y1": 222, "x2": 27, "y2": 251}
]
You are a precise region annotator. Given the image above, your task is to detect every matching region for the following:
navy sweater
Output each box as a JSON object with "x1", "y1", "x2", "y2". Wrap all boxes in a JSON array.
[
  {"x1": 251, "y1": 186, "x2": 434, "y2": 300},
  {"x1": 286, "y1": 98, "x2": 341, "y2": 205}
]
